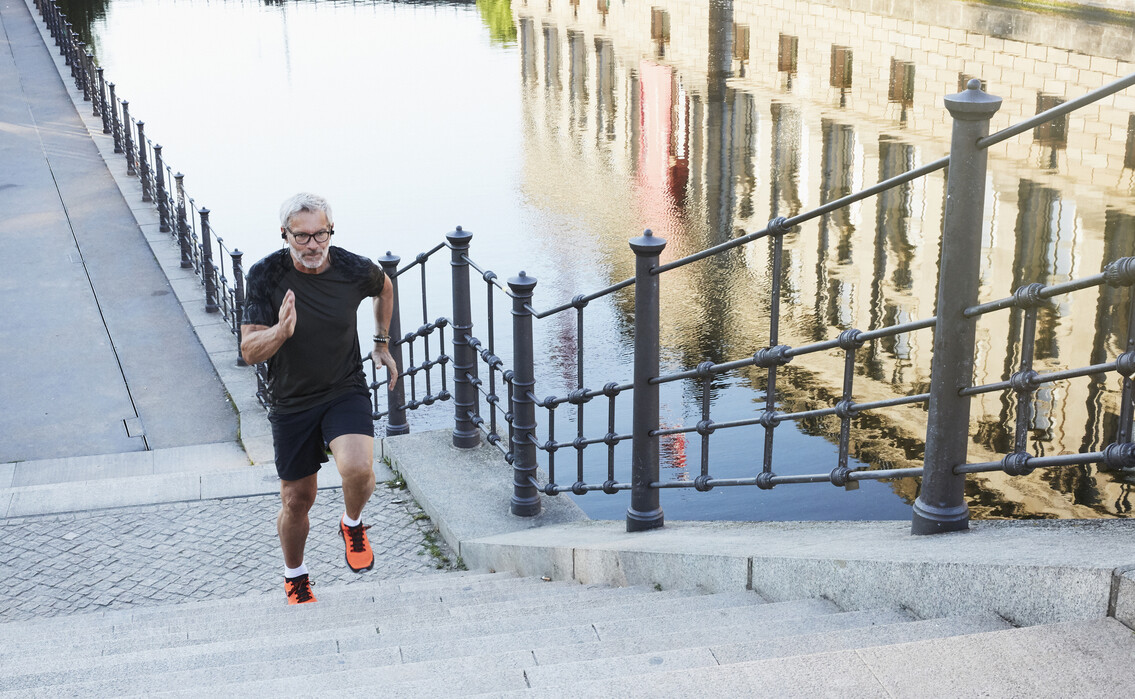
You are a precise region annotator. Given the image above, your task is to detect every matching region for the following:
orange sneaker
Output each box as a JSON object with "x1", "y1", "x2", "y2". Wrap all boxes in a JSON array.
[
  {"x1": 340, "y1": 519, "x2": 374, "y2": 572},
  {"x1": 284, "y1": 574, "x2": 317, "y2": 605}
]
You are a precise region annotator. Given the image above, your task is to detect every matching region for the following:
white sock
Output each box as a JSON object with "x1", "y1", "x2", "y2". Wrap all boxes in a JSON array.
[
  {"x1": 285, "y1": 563, "x2": 308, "y2": 579},
  {"x1": 342, "y1": 512, "x2": 361, "y2": 527}
]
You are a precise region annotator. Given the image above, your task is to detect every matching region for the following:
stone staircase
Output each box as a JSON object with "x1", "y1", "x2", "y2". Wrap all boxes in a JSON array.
[{"x1": 2, "y1": 569, "x2": 1131, "y2": 696}]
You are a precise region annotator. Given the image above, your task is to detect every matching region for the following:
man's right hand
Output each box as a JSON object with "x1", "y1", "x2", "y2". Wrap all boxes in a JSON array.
[
  {"x1": 277, "y1": 289, "x2": 297, "y2": 340},
  {"x1": 240, "y1": 289, "x2": 297, "y2": 365}
]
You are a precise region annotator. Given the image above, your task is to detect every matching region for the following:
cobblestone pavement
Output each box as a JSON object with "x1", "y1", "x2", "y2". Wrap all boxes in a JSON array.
[{"x1": 0, "y1": 482, "x2": 460, "y2": 622}]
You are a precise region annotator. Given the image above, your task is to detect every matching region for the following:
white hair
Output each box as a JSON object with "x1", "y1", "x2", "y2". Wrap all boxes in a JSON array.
[{"x1": 279, "y1": 192, "x2": 334, "y2": 230}]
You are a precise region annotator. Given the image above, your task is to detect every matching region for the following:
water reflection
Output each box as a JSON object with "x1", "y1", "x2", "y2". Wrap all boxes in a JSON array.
[
  {"x1": 515, "y1": 0, "x2": 1135, "y2": 518},
  {"x1": 61, "y1": 0, "x2": 1135, "y2": 519}
]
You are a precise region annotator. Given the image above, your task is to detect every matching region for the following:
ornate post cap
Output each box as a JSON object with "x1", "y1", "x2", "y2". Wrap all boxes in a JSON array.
[
  {"x1": 446, "y1": 225, "x2": 472, "y2": 246},
  {"x1": 629, "y1": 229, "x2": 667, "y2": 255},
  {"x1": 944, "y1": 79, "x2": 1002, "y2": 120},
  {"x1": 508, "y1": 270, "x2": 538, "y2": 292}
]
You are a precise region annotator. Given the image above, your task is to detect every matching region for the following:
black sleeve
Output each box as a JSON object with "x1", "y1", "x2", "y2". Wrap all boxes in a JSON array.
[
  {"x1": 333, "y1": 247, "x2": 385, "y2": 297},
  {"x1": 242, "y1": 256, "x2": 281, "y2": 326}
]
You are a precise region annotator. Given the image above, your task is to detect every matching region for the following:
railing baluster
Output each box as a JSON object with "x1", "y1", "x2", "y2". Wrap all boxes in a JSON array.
[
  {"x1": 509, "y1": 271, "x2": 540, "y2": 516},
  {"x1": 547, "y1": 404, "x2": 557, "y2": 486},
  {"x1": 1007, "y1": 286, "x2": 1044, "y2": 476},
  {"x1": 628, "y1": 229, "x2": 665, "y2": 532},
  {"x1": 760, "y1": 222, "x2": 791, "y2": 488},
  {"x1": 487, "y1": 272, "x2": 498, "y2": 439},
  {"x1": 420, "y1": 262, "x2": 432, "y2": 398},
  {"x1": 1114, "y1": 266, "x2": 1135, "y2": 444},
  {"x1": 832, "y1": 330, "x2": 864, "y2": 489},
  {"x1": 912, "y1": 80, "x2": 1002, "y2": 535}
]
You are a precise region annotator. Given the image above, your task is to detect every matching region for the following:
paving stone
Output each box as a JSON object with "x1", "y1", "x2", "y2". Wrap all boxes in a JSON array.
[{"x1": 0, "y1": 484, "x2": 459, "y2": 622}]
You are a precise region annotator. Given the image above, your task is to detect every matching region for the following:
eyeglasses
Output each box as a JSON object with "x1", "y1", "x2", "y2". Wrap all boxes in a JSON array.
[{"x1": 287, "y1": 229, "x2": 333, "y2": 245}]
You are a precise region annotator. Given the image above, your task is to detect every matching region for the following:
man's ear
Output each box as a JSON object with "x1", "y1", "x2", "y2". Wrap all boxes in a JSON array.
[{"x1": 281, "y1": 230, "x2": 287, "y2": 240}]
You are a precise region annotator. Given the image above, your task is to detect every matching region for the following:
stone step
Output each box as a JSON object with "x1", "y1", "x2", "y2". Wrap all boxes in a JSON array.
[
  {"x1": 0, "y1": 624, "x2": 385, "y2": 692},
  {"x1": 395, "y1": 607, "x2": 911, "y2": 666},
  {"x1": 522, "y1": 614, "x2": 1014, "y2": 688},
  {"x1": 486, "y1": 618, "x2": 1135, "y2": 698},
  {"x1": 7, "y1": 645, "x2": 539, "y2": 697},
  {"x1": 0, "y1": 608, "x2": 1006, "y2": 697},
  {"x1": 0, "y1": 583, "x2": 692, "y2": 660},
  {"x1": 0, "y1": 570, "x2": 517, "y2": 635},
  {"x1": 1, "y1": 574, "x2": 644, "y2": 642},
  {"x1": 528, "y1": 608, "x2": 920, "y2": 666},
  {"x1": 118, "y1": 610, "x2": 1002, "y2": 697},
  {"x1": 0, "y1": 586, "x2": 774, "y2": 660}
]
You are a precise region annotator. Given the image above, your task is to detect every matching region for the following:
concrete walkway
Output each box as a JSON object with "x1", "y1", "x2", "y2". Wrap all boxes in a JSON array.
[{"x1": 0, "y1": 0, "x2": 235, "y2": 464}]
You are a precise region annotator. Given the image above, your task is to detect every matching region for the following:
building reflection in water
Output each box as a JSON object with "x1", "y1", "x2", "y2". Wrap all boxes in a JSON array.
[{"x1": 515, "y1": 0, "x2": 1135, "y2": 518}]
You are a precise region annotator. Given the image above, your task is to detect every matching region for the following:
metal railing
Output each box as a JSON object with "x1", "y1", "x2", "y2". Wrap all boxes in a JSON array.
[
  {"x1": 36, "y1": 1, "x2": 1135, "y2": 534},
  {"x1": 376, "y1": 74, "x2": 1135, "y2": 534}
]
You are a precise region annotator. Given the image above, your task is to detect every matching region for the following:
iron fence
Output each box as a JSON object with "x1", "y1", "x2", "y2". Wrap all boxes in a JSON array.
[
  {"x1": 373, "y1": 73, "x2": 1135, "y2": 535},
  {"x1": 35, "y1": 0, "x2": 1135, "y2": 534}
]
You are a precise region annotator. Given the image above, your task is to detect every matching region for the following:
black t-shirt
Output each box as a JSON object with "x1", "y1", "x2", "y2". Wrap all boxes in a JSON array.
[{"x1": 243, "y1": 246, "x2": 385, "y2": 413}]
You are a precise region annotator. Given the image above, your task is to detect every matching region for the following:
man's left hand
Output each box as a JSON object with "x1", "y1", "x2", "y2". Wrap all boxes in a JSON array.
[{"x1": 372, "y1": 346, "x2": 399, "y2": 389}]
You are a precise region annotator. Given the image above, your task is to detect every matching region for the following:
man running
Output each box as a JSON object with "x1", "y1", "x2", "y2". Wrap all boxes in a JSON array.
[{"x1": 241, "y1": 192, "x2": 398, "y2": 605}]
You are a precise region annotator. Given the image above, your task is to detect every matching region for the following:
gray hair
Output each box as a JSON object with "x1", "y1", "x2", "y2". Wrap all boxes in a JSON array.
[{"x1": 279, "y1": 192, "x2": 334, "y2": 230}]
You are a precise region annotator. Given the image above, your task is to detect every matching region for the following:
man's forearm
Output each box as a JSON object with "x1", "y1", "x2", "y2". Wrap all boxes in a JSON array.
[
  {"x1": 373, "y1": 280, "x2": 393, "y2": 340},
  {"x1": 241, "y1": 325, "x2": 288, "y2": 364}
]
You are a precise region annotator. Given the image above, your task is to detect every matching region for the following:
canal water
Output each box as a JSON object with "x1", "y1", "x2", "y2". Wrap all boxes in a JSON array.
[{"x1": 62, "y1": 0, "x2": 1135, "y2": 521}]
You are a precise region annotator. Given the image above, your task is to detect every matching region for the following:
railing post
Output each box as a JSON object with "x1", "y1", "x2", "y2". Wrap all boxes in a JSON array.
[
  {"x1": 122, "y1": 101, "x2": 136, "y2": 176},
  {"x1": 448, "y1": 226, "x2": 481, "y2": 448},
  {"x1": 233, "y1": 249, "x2": 247, "y2": 367},
  {"x1": 912, "y1": 79, "x2": 1002, "y2": 535},
  {"x1": 97, "y1": 68, "x2": 110, "y2": 133},
  {"x1": 108, "y1": 83, "x2": 122, "y2": 153},
  {"x1": 627, "y1": 229, "x2": 666, "y2": 532},
  {"x1": 77, "y1": 42, "x2": 89, "y2": 97},
  {"x1": 509, "y1": 271, "x2": 540, "y2": 517},
  {"x1": 154, "y1": 145, "x2": 170, "y2": 232},
  {"x1": 378, "y1": 252, "x2": 409, "y2": 435},
  {"x1": 175, "y1": 173, "x2": 192, "y2": 268},
  {"x1": 137, "y1": 122, "x2": 151, "y2": 202},
  {"x1": 200, "y1": 207, "x2": 219, "y2": 313},
  {"x1": 86, "y1": 51, "x2": 98, "y2": 116}
]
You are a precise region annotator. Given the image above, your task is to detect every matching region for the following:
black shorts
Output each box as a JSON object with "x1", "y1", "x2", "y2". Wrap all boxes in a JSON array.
[{"x1": 269, "y1": 391, "x2": 374, "y2": 481}]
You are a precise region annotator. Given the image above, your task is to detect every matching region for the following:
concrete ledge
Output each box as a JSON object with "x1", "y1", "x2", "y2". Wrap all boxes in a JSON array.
[
  {"x1": 382, "y1": 430, "x2": 588, "y2": 562},
  {"x1": 1113, "y1": 566, "x2": 1135, "y2": 629},
  {"x1": 0, "y1": 453, "x2": 394, "y2": 517},
  {"x1": 460, "y1": 520, "x2": 1135, "y2": 626},
  {"x1": 387, "y1": 430, "x2": 1135, "y2": 627},
  {"x1": 8, "y1": 442, "x2": 250, "y2": 487}
]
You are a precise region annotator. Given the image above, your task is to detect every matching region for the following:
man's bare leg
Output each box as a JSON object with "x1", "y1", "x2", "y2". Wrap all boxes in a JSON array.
[
  {"x1": 330, "y1": 433, "x2": 375, "y2": 520},
  {"x1": 278, "y1": 473, "x2": 318, "y2": 568}
]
